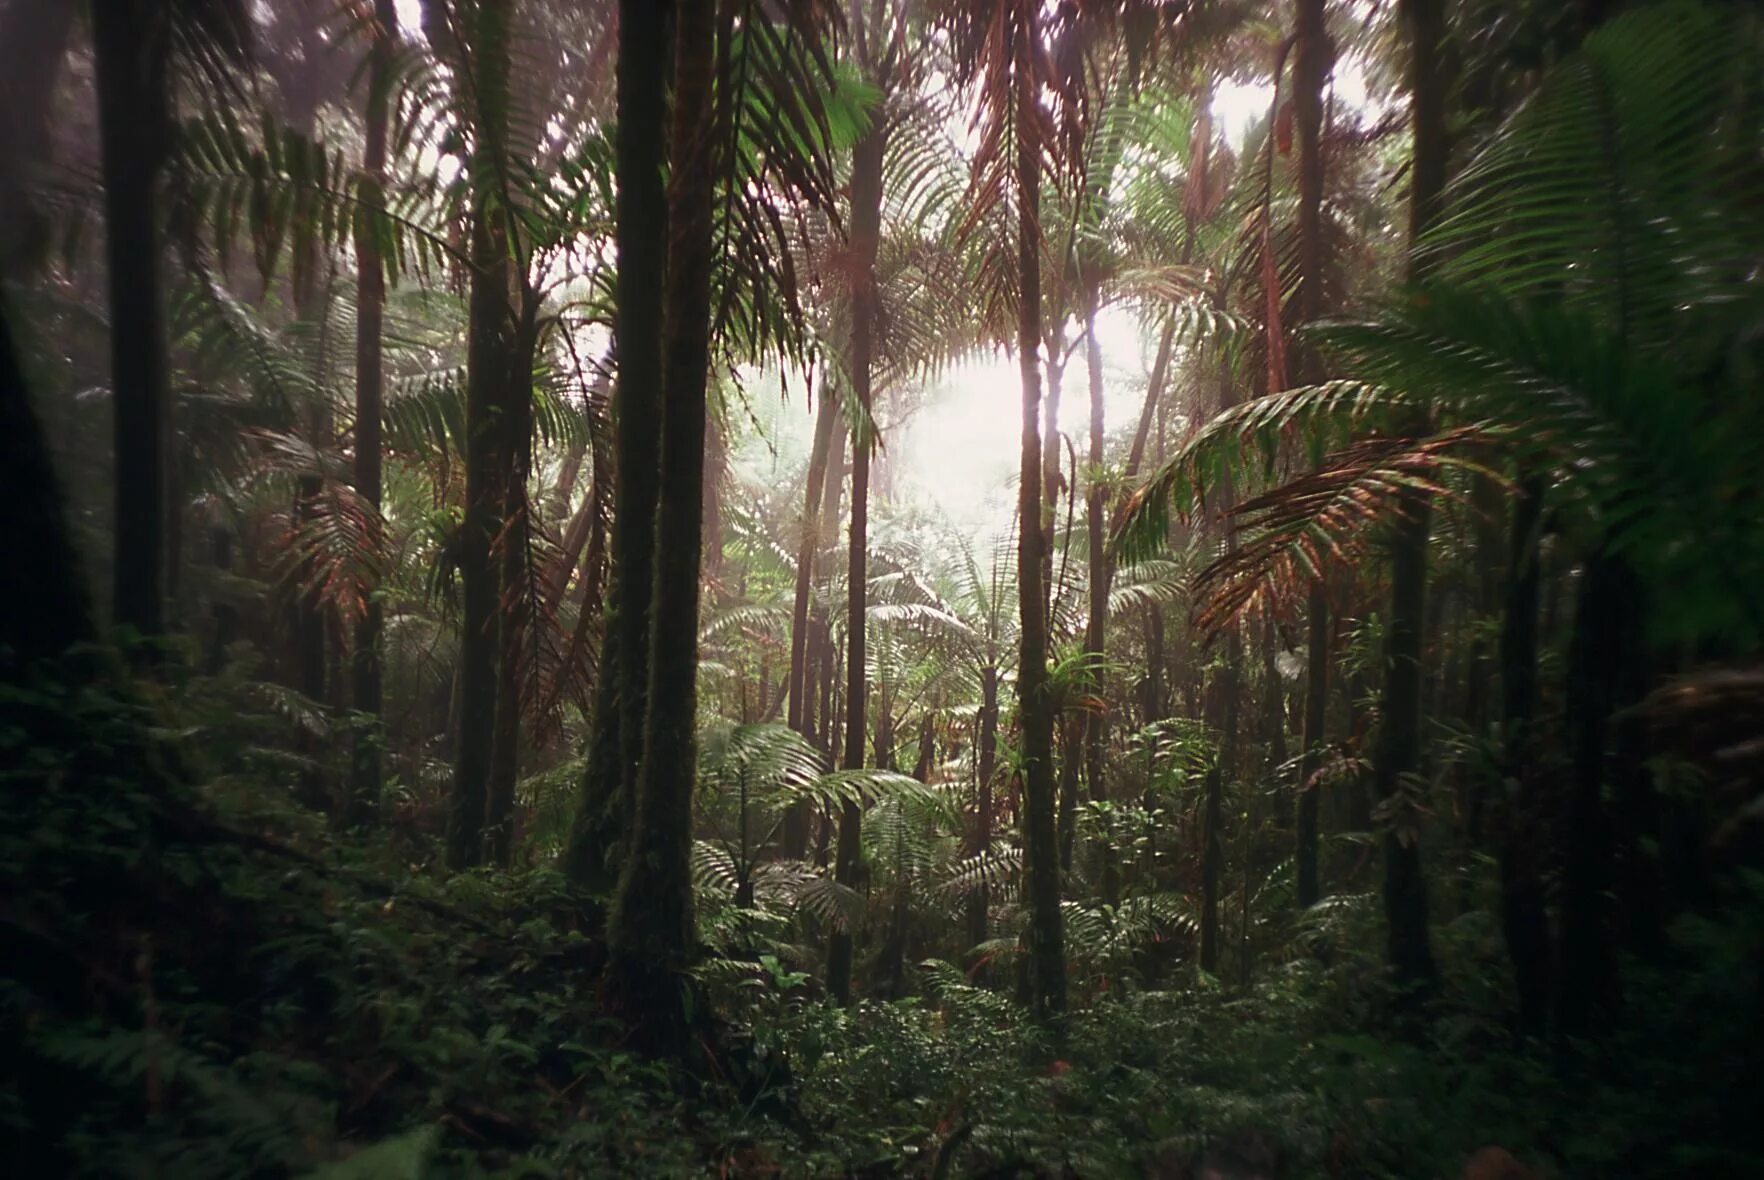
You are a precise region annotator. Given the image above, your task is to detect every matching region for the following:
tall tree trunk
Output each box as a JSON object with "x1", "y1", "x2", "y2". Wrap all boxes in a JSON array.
[
  {"x1": 1080, "y1": 282, "x2": 1108, "y2": 849},
  {"x1": 967, "y1": 666, "x2": 999, "y2": 951},
  {"x1": 345, "y1": 0, "x2": 397, "y2": 829},
  {"x1": 784, "y1": 392, "x2": 841, "y2": 858},
  {"x1": 606, "y1": 0, "x2": 718, "y2": 1057},
  {"x1": 1057, "y1": 712, "x2": 1081, "y2": 875},
  {"x1": 1014, "y1": 0, "x2": 1065, "y2": 1024},
  {"x1": 1499, "y1": 475, "x2": 1550, "y2": 1036},
  {"x1": 1199, "y1": 634, "x2": 1240, "y2": 974},
  {"x1": 1199, "y1": 288, "x2": 1241, "y2": 976},
  {"x1": 485, "y1": 309, "x2": 537, "y2": 865},
  {"x1": 1123, "y1": 319, "x2": 1175, "y2": 486},
  {"x1": 1375, "y1": 0, "x2": 1450, "y2": 990},
  {"x1": 92, "y1": 0, "x2": 172, "y2": 640},
  {"x1": 1292, "y1": 0, "x2": 1332, "y2": 909},
  {"x1": 1, "y1": 307, "x2": 95, "y2": 662},
  {"x1": 565, "y1": 0, "x2": 670, "y2": 891},
  {"x1": 447, "y1": 0, "x2": 517, "y2": 870},
  {"x1": 1558, "y1": 551, "x2": 1642, "y2": 1038},
  {"x1": 827, "y1": 106, "x2": 886, "y2": 1008}
]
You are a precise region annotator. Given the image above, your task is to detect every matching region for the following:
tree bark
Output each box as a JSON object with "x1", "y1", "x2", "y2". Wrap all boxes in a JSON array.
[
  {"x1": 606, "y1": 0, "x2": 717, "y2": 1057},
  {"x1": 1558, "y1": 550, "x2": 1642, "y2": 1038},
  {"x1": 345, "y1": 0, "x2": 397, "y2": 829},
  {"x1": 827, "y1": 103, "x2": 886, "y2": 1008},
  {"x1": 1013, "y1": 0, "x2": 1065, "y2": 1024},
  {"x1": 967, "y1": 666, "x2": 999, "y2": 951},
  {"x1": 447, "y1": 0, "x2": 517, "y2": 870},
  {"x1": 783, "y1": 392, "x2": 841, "y2": 857},
  {"x1": 92, "y1": 0, "x2": 172, "y2": 641},
  {"x1": 1080, "y1": 282, "x2": 1108, "y2": 865},
  {"x1": 1375, "y1": 0, "x2": 1450, "y2": 991},
  {"x1": 485, "y1": 308, "x2": 538, "y2": 865},
  {"x1": 1292, "y1": 0, "x2": 1332, "y2": 910},
  {"x1": 565, "y1": 0, "x2": 670, "y2": 891}
]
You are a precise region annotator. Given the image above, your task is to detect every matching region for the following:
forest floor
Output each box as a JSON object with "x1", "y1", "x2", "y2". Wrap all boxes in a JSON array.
[{"x1": 4, "y1": 675, "x2": 1760, "y2": 1178}]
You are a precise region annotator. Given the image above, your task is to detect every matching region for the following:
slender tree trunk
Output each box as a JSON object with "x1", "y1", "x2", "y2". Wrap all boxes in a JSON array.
[
  {"x1": 565, "y1": 0, "x2": 670, "y2": 891},
  {"x1": 345, "y1": 0, "x2": 397, "y2": 829},
  {"x1": 92, "y1": 0, "x2": 172, "y2": 640},
  {"x1": 1199, "y1": 285, "x2": 1242, "y2": 976},
  {"x1": 784, "y1": 393, "x2": 841, "y2": 858},
  {"x1": 606, "y1": 0, "x2": 718, "y2": 1057},
  {"x1": 1292, "y1": 0, "x2": 1332, "y2": 909},
  {"x1": 1375, "y1": 0, "x2": 1450, "y2": 991},
  {"x1": 1123, "y1": 320, "x2": 1175, "y2": 487},
  {"x1": 1199, "y1": 634, "x2": 1240, "y2": 974},
  {"x1": 1058, "y1": 713, "x2": 1081, "y2": 876},
  {"x1": 1296, "y1": 585, "x2": 1328, "y2": 906},
  {"x1": 967, "y1": 666, "x2": 999, "y2": 951},
  {"x1": 827, "y1": 105, "x2": 886, "y2": 1007},
  {"x1": 1558, "y1": 551, "x2": 1642, "y2": 1039},
  {"x1": 1014, "y1": 0, "x2": 1065, "y2": 1024},
  {"x1": 447, "y1": 0, "x2": 517, "y2": 870},
  {"x1": 1080, "y1": 284, "x2": 1109, "y2": 884},
  {"x1": 1499, "y1": 475, "x2": 1550, "y2": 1036}
]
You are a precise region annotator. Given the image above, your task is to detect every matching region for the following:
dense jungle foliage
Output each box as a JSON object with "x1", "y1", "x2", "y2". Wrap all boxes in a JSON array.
[{"x1": 3, "y1": 0, "x2": 1763, "y2": 1175}]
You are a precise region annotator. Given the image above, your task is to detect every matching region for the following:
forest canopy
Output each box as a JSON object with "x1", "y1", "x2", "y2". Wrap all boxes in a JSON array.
[{"x1": 2, "y1": 0, "x2": 1762, "y2": 1176}]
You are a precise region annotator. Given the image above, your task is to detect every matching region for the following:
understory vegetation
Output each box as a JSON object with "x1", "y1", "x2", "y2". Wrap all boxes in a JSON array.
[{"x1": 3, "y1": 0, "x2": 1762, "y2": 1176}]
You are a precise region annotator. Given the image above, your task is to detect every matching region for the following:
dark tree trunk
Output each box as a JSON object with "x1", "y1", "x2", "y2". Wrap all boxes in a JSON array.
[
  {"x1": 447, "y1": 0, "x2": 517, "y2": 871},
  {"x1": 1, "y1": 307, "x2": 95, "y2": 662},
  {"x1": 486, "y1": 309, "x2": 538, "y2": 865},
  {"x1": 606, "y1": 0, "x2": 718, "y2": 1058},
  {"x1": 1295, "y1": 584, "x2": 1328, "y2": 907},
  {"x1": 1292, "y1": 0, "x2": 1332, "y2": 910},
  {"x1": 1558, "y1": 550, "x2": 1643, "y2": 1039},
  {"x1": 1499, "y1": 476, "x2": 1550, "y2": 1036},
  {"x1": 92, "y1": 0, "x2": 172, "y2": 640},
  {"x1": 1375, "y1": 0, "x2": 1451, "y2": 992},
  {"x1": 565, "y1": 0, "x2": 670, "y2": 891},
  {"x1": 827, "y1": 106, "x2": 886, "y2": 1008},
  {"x1": 1013, "y1": 0, "x2": 1065, "y2": 1024},
  {"x1": 967, "y1": 666, "x2": 999, "y2": 951},
  {"x1": 1199, "y1": 633, "x2": 1240, "y2": 974},
  {"x1": 345, "y1": 0, "x2": 398, "y2": 829}
]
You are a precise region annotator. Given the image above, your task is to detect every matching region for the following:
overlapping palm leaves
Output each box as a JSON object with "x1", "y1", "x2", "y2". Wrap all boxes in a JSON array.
[{"x1": 1117, "y1": 0, "x2": 1764, "y2": 645}]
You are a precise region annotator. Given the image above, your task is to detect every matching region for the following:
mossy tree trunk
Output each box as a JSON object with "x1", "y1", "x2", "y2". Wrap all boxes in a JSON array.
[
  {"x1": 345, "y1": 0, "x2": 397, "y2": 829},
  {"x1": 605, "y1": 0, "x2": 718, "y2": 1057},
  {"x1": 1012, "y1": 0, "x2": 1065, "y2": 1025},
  {"x1": 565, "y1": 0, "x2": 670, "y2": 892}
]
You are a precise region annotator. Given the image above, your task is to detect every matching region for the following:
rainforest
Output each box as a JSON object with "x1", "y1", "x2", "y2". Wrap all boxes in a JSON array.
[{"x1": 2, "y1": 0, "x2": 1762, "y2": 1176}]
